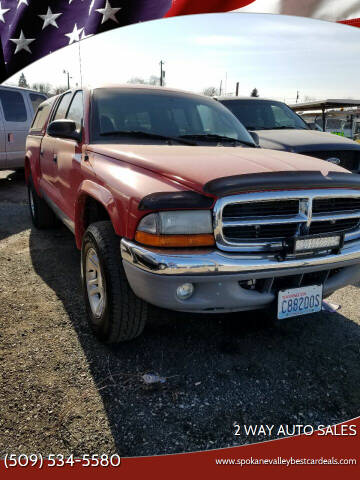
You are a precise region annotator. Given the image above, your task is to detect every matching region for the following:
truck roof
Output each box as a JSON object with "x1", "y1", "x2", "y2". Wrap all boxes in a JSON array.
[
  {"x1": 0, "y1": 83, "x2": 48, "y2": 96},
  {"x1": 216, "y1": 96, "x2": 279, "y2": 102},
  {"x1": 87, "y1": 83, "x2": 211, "y2": 100}
]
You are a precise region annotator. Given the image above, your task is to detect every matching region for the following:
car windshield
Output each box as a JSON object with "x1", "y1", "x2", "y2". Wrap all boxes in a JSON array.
[
  {"x1": 91, "y1": 88, "x2": 255, "y2": 146},
  {"x1": 220, "y1": 99, "x2": 309, "y2": 131}
]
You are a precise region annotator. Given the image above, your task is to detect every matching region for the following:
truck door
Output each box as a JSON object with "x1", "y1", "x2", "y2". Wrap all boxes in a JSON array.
[
  {"x1": 40, "y1": 92, "x2": 72, "y2": 203},
  {"x1": 53, "y1": 90, "x2": 84, "y2": 220},
  {"x1": 0, "y1": 88, "x2": 31, "y2": 170}
]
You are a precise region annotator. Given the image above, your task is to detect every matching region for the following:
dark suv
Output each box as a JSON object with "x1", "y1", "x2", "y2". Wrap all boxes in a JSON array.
[{"x1": 218, "y1": 97, "x2": 360, "y2": 173}]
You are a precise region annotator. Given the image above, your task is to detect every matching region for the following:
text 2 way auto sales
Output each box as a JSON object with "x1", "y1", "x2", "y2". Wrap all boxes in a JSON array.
[{"x1": 233, "y1": 424, "x2": 358, "y2": 436}]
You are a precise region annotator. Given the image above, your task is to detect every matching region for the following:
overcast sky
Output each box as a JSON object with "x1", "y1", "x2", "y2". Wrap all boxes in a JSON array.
[{"x1": 5, "y1": 12, "x2": 360, "y2": 104}]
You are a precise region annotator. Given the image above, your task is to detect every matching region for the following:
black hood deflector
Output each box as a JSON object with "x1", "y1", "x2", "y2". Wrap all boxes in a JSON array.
[{"x1": 204, "y1": 171, "x2": 360, "y2": 196}]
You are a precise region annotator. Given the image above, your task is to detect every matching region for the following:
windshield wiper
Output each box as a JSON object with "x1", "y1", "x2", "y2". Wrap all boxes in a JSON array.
[
  {"x1": 99, "y1": 130, "x2": 197, "y2": 146},
  {"x1": 179, "y1": 133, "x2": 257, "y2": 148}
]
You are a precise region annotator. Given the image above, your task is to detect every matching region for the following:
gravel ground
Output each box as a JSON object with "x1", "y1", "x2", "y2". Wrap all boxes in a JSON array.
[{"x1": 0, "y1": 170, "x2": 359, "y2": 457}]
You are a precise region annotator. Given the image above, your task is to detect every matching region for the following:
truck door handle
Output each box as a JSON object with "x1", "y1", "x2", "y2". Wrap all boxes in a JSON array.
[{"x1": 53, "y1": 154, "x2": 57, "y2": 163}]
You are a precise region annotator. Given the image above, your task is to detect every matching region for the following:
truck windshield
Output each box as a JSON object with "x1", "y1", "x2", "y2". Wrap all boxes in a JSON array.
[
  {"x1": 91, "y1": 88, "x2": 255, "y2": 146},
  {"x1": 220, "y1": 99, "x2": 309, "y2": 131}
]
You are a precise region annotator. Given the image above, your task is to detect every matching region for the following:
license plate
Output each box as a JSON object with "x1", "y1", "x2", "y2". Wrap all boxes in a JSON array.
[
  {"x1": 277, "y1": 285, "x2": 323, "y2": 320},
  {"x1": 294, "y1": 235, "x2": 341, "y2": 253}
]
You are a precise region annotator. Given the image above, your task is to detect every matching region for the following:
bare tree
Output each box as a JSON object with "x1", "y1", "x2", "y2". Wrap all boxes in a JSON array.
[
  {"x1": 126, "y1": 75, "x2": 164, "y2": 86},
  {"x1": 148, "y1": 75, "x2": 161, "y2": 86},
  {"x1": 127, "y1": 77, "x2": 146, "y2": 84},
  {"x1": 31, "y1": 82, "x2": 52, "y2": 94},
  {"x1": 202, "y1": 86, "x2": 219, "y2": 97},
  {"x1": 52, "y1": 86, "x2": 68, "y2": 95}
]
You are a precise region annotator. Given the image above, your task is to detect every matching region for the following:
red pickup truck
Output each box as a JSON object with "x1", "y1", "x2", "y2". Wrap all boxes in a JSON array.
[{"x1": 25, "y1": 85, "x2": 360, "y2": 343}]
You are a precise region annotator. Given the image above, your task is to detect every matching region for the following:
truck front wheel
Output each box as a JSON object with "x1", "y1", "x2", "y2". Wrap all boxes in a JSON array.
[{"x1": 81, "y1": 221, "x2": 147, "y2": 343}]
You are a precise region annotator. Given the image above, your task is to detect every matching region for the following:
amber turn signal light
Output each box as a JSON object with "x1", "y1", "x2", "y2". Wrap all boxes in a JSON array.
[{"x1": 135, "y1": 231, "x2": 215, "y2": 248}]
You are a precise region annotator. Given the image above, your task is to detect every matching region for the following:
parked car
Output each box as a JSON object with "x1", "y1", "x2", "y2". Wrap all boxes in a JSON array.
[
  {"x1": 0, "y1": 85, "x2": 47, "y2": 170},
  {"x1": 25, "y1": 85, "x2": 360, "y2": 343},
  {"x1": 324, "y1": 117, "x2": 353, "y2": 139},
  {"x1": 309, "y1": 115, "x2": 360, "y2": 141},
  {"x1": 353, "y1": 119, "x2": 360, "y2": 143},
  {"x1": 217, "y1": 97, "x2": 360, "y2": 173}
]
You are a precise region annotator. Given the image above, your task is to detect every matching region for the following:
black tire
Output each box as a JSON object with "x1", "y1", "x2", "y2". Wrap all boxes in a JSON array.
[
  {"x1": 81, "y1": 221, "x2": 147, "y2": 343},
  {"x1": 27, "y1": 177, "x2": 58, "y2": 229},
  {"x1": 14, "y1": 168, "x2": 25, "y2": 178}
]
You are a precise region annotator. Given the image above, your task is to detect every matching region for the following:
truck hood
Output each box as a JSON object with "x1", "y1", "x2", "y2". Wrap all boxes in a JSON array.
[
  {"x1": 88, "y1": 144, "x2": 347, "y2": 194},
  {"x1": 253, "y1": 128, "x2": 360, "y2": 152}
]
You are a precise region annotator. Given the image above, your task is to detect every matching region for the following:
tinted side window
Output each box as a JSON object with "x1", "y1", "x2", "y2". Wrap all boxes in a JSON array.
[
  {"x1": 53, "y1": 92, "x2": 72, "y2": 121},
  {"x1": 30, "y1": 103, "x2": 52, "y2": 132},
  {"x1": 0, "y1": 90, "x2": 27, "y2": 122},
  {"x1": 66, "y1": 91, "x2": 83, "y2": 129},
  {"x1": 30, "y1": 93, "x2": 47, "y2": 113}
]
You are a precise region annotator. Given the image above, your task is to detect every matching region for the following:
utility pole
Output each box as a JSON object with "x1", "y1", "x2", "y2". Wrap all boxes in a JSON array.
[
  {"x1": 63, "y1": 69, "x2": 71, "y2": 90},
  {"x1": 159, "y1": 60, "x2": 165, "y2": 86},
  {"x1": 219, "y1": 80, "x2": 223, "y2": 96},
  {"x1": 236, "y1": 82, "x2": 239, "y2": 96},
  {"x1": 296, "y1": 90, "x2": 300, "y2": 103}
]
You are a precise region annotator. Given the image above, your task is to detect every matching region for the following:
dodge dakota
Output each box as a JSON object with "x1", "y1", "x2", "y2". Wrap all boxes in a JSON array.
[{"x1": 25, "y1": 85, "x2": 360, "y2": 343}]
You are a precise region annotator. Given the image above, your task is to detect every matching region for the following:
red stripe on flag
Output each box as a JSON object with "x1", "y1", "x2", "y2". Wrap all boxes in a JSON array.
[
  {"x1": 339, "y1": 18, "x2": 360, "y2": 27},
  {"x1": 165, "y1": 0, "x2": 255, "y2": 17}
]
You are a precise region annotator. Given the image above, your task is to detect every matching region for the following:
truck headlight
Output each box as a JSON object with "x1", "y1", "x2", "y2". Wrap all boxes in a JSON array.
[{"x1": 135, "y1": 211, "x2": 214, "y2": 247}]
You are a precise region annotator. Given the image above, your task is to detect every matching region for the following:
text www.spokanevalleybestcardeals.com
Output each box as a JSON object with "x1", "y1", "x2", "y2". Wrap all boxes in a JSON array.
[{"x1": 215, "y1": 457, "x2": 357, "y2": 466}]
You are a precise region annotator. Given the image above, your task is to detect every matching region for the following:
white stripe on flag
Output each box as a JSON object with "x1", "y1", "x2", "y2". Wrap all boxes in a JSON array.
[
  {"x1": 235, "y1": 0, "x2": 280, "y2": 14},
  {"x1": 234, "y1": 0, "x2": 360, "y2": 21}
]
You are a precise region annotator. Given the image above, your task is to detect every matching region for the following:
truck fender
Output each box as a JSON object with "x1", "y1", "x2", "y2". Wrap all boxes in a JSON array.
[{"x1": 75, "y1": 180, "x2": 124, "y2": 248}]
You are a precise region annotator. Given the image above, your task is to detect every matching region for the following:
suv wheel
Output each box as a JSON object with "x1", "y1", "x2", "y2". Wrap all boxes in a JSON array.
[
  {"x1": 81, "y1": 221, "x2": 147, "y2": 343},
  {"x1": 28, "y1": 177, "x2": 58, "y2": 229}
]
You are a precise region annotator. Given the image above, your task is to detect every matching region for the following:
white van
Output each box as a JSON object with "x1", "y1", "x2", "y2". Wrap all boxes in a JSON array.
[{"x1": 0, "y1": 85, "x2": 47, "y2": 170}]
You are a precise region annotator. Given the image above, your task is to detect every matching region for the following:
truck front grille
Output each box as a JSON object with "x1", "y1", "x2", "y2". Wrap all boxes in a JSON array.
[
  {"x1": 214, "y1": 189, "x2": 360, "y2": 252},
  {"x1": 223, "y1": 200, "x2": 299, "y2": 218},
  {"x1": 224, "y1": 223, "x2": 298, "y2": 240},
  {"x1": 313, "y1": 197, "x2": 360, "y2": 213},
  {"x1": 301, "y1": 150, "x2": 360, "y2": 172},
  {"x1": 309, "y1": 219, "x2": 360, "y2": 235}
]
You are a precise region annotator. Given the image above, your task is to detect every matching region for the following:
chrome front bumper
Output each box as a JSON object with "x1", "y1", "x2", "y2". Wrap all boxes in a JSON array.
[
  {"x1": 120, "y1": 239, "x2": 360, "y2": 312},
  {"x1": 121, "y1": 238, "x2": 360, "y2": 276}
]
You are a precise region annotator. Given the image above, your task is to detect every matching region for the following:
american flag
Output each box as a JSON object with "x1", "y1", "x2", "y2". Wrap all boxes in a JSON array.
[
  {"x1": 0, "y1": 0, "x2": 174, "y2": 81},
  {"x1": 0, "y1": 0, "x2": 359, "y2": 83}
]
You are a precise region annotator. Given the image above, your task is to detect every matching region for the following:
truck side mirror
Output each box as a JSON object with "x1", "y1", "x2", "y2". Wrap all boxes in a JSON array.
[{"x1": 47, "y1": 119, "x2": 81, "y2": 142}]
